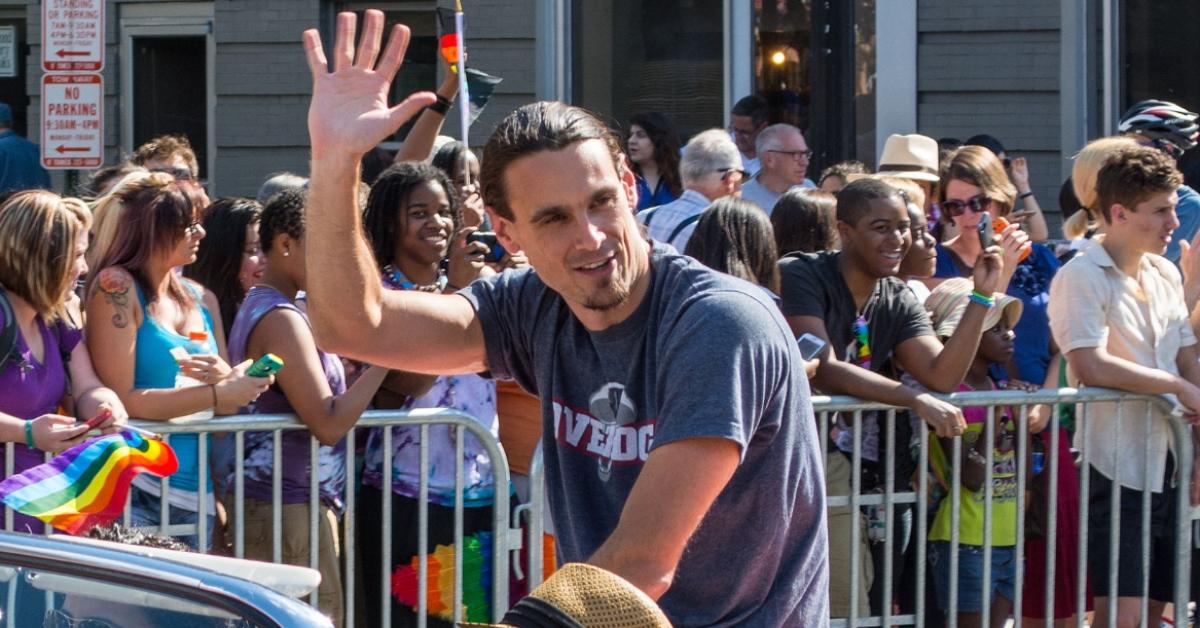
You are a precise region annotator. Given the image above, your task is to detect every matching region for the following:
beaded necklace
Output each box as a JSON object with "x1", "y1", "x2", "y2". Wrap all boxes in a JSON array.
[{"x1": 382, "y1": 264, "x2": 447, "y2": 293}]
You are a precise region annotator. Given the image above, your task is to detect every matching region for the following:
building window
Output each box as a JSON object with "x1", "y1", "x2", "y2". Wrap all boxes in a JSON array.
[
  {"x1": 753, "y1": 0, "x2": 875, "y2": 172},
  {"x1": 570, "y1": 0, "x2": 724, "y2": 140}
]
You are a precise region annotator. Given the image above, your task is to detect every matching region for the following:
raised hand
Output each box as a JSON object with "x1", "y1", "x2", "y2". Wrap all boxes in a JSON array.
[{"x1": 302, "y1": 10, "x2": 436, "y2": 159}]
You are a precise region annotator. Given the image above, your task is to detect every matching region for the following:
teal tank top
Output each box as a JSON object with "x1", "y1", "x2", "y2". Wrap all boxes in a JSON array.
[{"x1": 133, "y1": 281, "x2": 216, "y2": 494}]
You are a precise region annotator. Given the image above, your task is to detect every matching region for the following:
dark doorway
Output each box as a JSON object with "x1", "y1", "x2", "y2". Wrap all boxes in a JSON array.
[{"x1": 132, "y1": 36, "x2": 207, "y2": 177}]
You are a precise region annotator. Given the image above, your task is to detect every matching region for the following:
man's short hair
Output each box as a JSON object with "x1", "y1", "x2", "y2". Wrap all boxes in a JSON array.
[
  {"x1": 132, "y1": 134, "x2": 200, "y2": 178},
  {"x1": 755, "y1": 124, "x2": 801, "y2": 160},
  {"x1": 1095, "y1": 145, "x2": 1183, "y2": 223},
  {"x1": 836, "y1": 178, "x2": 903, "y2": 227},
  {"x1": 731, "y1": 95, "x2": 769, "y2": 128},
  {"x1": 481, "y1": 102, "x2": 623, "y2": 221},
  {"x1": 679, "y1": 129, "x2": 742, "y2": 187}
]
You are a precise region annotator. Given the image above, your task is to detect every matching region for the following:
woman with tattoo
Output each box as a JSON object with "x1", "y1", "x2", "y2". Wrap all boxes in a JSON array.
[
  {"x1": 0, "y1": 190, "x2": 128, "y2": 533},
  {"x1": 84, "y1": 172, "x2": 271, "y2": 550}
]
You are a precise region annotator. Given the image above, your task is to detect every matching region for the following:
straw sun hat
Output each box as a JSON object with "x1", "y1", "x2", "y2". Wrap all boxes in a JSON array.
[
  {"x1": 461, "y1": 563, "x2": 673, "y2": 628},
  {"x1": 925, "y1": 277, "x2": 1023, "y2": 339}
]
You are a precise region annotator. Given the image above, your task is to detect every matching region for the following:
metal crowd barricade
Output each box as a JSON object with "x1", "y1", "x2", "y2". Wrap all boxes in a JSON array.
[
  {"x1": 0, "y1": 408, "x2": 527, "y2": 627},
  {"x1": 816, "y1": 387, "x2": 1194, "y2": 628}
]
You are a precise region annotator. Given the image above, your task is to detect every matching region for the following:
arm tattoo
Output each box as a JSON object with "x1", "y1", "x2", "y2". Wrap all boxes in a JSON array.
[{"x1": 96, "y1": 268, "x2": 132, "y2": 329}]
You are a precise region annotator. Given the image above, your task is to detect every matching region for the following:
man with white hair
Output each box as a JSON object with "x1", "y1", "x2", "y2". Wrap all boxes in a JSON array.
[
  {"x1": 636, "y1": 129, "x2": 747, "y2": 251},
  {"x1": 740, "y1": 123, "x2": 816, "y2": 214}
]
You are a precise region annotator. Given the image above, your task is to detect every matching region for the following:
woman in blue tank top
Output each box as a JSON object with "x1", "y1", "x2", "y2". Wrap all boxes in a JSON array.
[{"x1": 84, "y1": 173, "x2": 271, "y2": 550}]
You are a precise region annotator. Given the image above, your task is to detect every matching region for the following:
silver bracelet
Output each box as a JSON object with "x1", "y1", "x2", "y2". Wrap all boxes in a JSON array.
[{"x1": 966, "y1": 447, "x2": 988, "y2": 466}]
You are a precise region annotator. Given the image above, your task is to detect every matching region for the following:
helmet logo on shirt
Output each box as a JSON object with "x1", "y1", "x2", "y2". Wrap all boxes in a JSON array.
[{"x1": 588, "y1": 383, "x2": 639, "y2": 482}]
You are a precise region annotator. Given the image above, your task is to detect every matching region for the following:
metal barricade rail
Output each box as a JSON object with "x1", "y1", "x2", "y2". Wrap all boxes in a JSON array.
[
  {"x1": 2, "y1": 389, "x2": 1193, "y2": 627},
  {"x1": 814, "y1": 387, "x2": 1194, "y2": 628}
]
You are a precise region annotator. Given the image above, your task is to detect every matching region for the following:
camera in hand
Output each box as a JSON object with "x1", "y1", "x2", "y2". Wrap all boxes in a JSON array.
[{"x1": 467, "y1": 231, "x2": 506, "y2": 263}]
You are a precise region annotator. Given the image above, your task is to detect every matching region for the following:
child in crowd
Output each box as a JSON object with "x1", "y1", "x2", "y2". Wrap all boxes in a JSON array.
[
  {"x1": 924, "y1": 277, "x2": 1026, "y2": 627},
  {"x1": 227, "y1": 188, "x2": 389, "y2": 627}
]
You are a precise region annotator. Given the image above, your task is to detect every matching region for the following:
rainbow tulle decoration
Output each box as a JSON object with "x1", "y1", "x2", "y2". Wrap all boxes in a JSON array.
[
  {"x1": 0, "y1": 430, "x2": 178, "y2": 534},
  {"x1": 391, "y1": 531, "x2": 493, "y2": 622}
]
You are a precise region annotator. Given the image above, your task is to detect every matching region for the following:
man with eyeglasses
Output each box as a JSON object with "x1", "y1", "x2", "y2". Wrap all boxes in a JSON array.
[
  {"x1": 730, "y1": 95, "x2": 769, "y2": 175},
  {"x1": 637, "y1": 129, "x2": 747, "y2": 251},
  {"x1": 741, "y1": 123, "x2": 816, "y2": 216},
  {"x1": 1117, "y1": 99, "x2": 1200, "y2": 264}
]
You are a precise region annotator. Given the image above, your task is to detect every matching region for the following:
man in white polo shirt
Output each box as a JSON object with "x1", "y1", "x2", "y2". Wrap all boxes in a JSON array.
[{"x1": 1048, "y1": 144, "x2": 1200, "y2": 627}]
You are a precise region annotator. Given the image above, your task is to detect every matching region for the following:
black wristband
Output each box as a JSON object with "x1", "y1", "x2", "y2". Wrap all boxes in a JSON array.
[
  {"x1": 427, "y1": 94, "x2": 452, "y2": 115},
  {"x1": 1019, "y1": 191, "x2": 1035, "y2": 200}
]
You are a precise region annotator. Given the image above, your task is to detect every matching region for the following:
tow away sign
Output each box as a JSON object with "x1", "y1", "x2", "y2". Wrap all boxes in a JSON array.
[
  {"x1": 43, "y1": 0, "x2": 104, "y2": 72},
  {"x1": 42, "y1": 74, "x2": 103, "y2": 169}
]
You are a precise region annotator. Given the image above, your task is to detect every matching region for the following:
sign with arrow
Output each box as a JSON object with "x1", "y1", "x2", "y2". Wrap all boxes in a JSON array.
[
  {"x1": 43, "y1": 0, "x2": 104, "y2": 72},
  {"x1": 41, "y1": 74, "x2": 103, "y2": 169}
]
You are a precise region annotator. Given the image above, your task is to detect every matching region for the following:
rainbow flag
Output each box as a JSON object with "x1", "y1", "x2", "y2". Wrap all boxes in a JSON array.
[{"x1": 0, "y1": 430, "x2": 178, "y2": 535}]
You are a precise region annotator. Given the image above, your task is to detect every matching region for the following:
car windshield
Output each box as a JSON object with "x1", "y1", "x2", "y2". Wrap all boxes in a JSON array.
[{"x1": 0, "y1": 564, "x2": 257, "y2": 628}]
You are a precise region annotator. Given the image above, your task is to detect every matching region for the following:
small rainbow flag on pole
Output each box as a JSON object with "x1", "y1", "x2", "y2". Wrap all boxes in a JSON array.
[{"x1": 0, "y1": 430, "x2": 178, "y2": 535}]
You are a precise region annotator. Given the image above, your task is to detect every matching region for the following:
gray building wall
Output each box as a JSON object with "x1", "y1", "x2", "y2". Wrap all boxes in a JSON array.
[
  {"x1": 18, "y1": 0, "x2": 536, "y2": 197},
  {"x1": 916, "y1": 0, "x2": 1064, "y2": 234}
]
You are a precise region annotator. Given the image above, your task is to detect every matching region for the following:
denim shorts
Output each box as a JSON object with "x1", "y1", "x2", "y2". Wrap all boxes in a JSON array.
[
  {"x1": 930, "y1": 541, "x2": 1018, "y2": 614},
  {"x1": 128, "y1": 485, "x2": 215, "y2": 551}
]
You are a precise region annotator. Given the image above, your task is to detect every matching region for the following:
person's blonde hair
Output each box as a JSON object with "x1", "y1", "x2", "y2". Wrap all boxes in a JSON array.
[
  {"x1": 1063, "y1": 137, "x2": 1139, "y2": 239},
  {"x1": 87, "y1": 168, "x2": 153, "y2": 270},
  {"x1": 1072, "y1": 137, "x2": 1138, "y2": 203},
  {"x1": 0, "y1": 190, "x2": 89, "y2": 318},
  {"x1": 878, "y1": 176, "x2": 926, "y2": 213},
  {"x1": 939, "y1": 145, "x2": 1016, "y2": 217}
]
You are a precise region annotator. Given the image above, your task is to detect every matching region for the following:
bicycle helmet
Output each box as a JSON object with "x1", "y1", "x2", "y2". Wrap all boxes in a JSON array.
[{"x1": 1117, "y1": 99, "x2": 1200, "y2": 155}]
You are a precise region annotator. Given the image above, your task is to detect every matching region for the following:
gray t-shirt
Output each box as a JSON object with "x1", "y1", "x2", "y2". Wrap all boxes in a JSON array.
[{"x1": 462, "y1": 244, "x2": 829, "y2": 627}]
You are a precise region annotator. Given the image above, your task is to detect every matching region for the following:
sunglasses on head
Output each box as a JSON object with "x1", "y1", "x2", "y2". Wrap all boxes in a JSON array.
[{"x1": 936, "y1": 194, "x2": 991, "y2": 217}]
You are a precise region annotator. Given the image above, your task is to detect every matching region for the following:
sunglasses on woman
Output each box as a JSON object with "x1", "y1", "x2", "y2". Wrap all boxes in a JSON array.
[{"x1": 936, "y1": 194, "x2": 992, "y2": 217}]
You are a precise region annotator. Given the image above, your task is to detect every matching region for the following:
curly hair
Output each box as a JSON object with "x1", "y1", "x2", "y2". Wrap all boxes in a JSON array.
[
  {"x1": 1095, "y1": 144, "x2": 1184, "y2": 223},
  {"x1": 818, "y1": 160, "x2": 868, "y2": 188},
  {"x1": 184, "y1": 197, "x2": 261, "y2": 337},
  {"x1": 132, "y1": 134, "x2": 200, "y2": 178},
  {"x1": 628, "y1": 112, "x2": 682, "y2": 198},
  {"x1": 259, "y1": 188, "x2": 306, "y2": 253},
  {"x1": 362, "y1": 162, "x2": 459, "y2": 270}
]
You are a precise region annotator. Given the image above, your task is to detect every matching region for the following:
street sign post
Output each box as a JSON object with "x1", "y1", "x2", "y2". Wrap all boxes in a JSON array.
[
  {"x1": 42, "y1": 0, "x2": 104, "y2": 72},
  {"x1": 41, "y1": 74, "x2": 103, "y2": 169}
]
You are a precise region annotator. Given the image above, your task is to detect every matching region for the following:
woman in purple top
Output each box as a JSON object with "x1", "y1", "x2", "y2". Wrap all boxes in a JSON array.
[
  {"x1": 227, "y1": 188, "x2": 387, "y2": 627},
  {"x1": 0, "y1": 190, "x2": 127, "y2": 533}
]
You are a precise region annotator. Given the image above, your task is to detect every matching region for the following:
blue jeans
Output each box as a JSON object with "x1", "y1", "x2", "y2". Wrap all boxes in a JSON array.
[
  {"x1": 930, "y1": 541, "x2": 1017, "y2": 614},
  {"x1": 128, "y1": 485, "x2": 215, "y2": 551}
]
